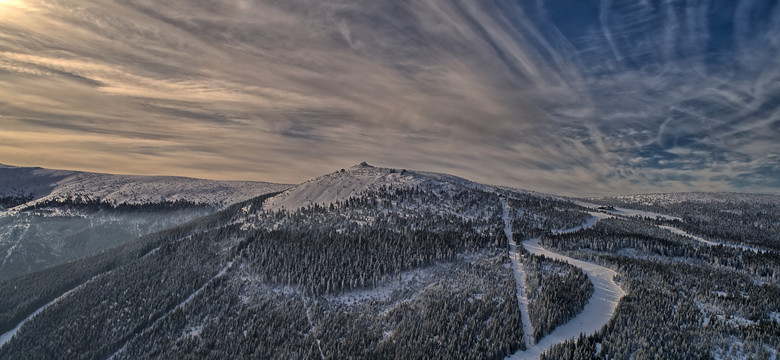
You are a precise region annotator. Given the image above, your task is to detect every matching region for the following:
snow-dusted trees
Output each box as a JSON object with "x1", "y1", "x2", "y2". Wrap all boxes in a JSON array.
[
  {"x1": 538, "y1": 216, "x2": 780, "y2": 359},
  {"x1": 591, "y1": 194, "x2": 780, "y2": 251},
  {"x1": 525, "y1": 254, "x2": 593, "y2": 341},
  {"x1": 0, "y1": 186, "x2": 530, "y2": 359}
]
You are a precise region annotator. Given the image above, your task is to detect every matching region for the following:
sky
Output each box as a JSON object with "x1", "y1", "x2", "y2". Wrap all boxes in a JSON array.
[{"x1": 0, "y1": 0, "x2": 778, "y2": 196}]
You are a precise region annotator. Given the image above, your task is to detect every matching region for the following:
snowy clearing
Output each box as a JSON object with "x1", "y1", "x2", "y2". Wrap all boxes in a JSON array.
[
  {"x1": 551, "y1": 212, "x2": 611, "y2": 235},
  {"x1": 303, "y1": 297, "x2": 326, "y2": 359}
]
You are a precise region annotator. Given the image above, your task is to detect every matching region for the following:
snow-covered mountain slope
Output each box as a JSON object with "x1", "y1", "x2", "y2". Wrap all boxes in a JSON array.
[
  {"x1": 0, "y1": 163, "x2": 291, "y2": 281},
  {"x1": 1, "y1": 164, "x2": 777, "y2": 359},
  {"x1": 263, "y1": 162, "x2": 489, "y2": 210},
  {"x1": 0, "y1": 163, "x2": 291, "y2": 209}
]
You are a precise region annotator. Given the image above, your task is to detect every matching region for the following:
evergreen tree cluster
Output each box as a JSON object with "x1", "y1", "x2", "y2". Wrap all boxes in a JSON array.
[
  {"x1": 525, "y1": 254, "x2": 594, "y2": 341},
  {"x1": 111, "y1": 250, "x2": 525, "y2": 360},
  {"x1": 0, "y1": 192, "x2": 278, "y2": 335},
  {"x1": 3, "y1": 182, "x2": 775, "y2": 359},
  {"x1": 506, "y1": 195, "x2": 591, "y2": 239},
  {"x1": 592, "y1": 195, "x2": 780, "y2": 251},
  {"x1": 0, "y1": 187, "x2": 534, "y2": 359},
  {"x1": 0, "y1": 224, "x2": 242, "y2": 360},
  {"x1": 538, "y1": 217, "x2": 779, "y2": 359},
  {"x1": 0, "y1": 193, "x2": 33, "y2": 209},
  {"x1": 541, "y1": 218, "x2": 780, "y2": 284}
]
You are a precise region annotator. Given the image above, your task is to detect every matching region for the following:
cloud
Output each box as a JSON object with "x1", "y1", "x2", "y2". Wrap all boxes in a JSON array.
[{"x1": 0, "y1": 0, "x2": 778, "y2": 195}]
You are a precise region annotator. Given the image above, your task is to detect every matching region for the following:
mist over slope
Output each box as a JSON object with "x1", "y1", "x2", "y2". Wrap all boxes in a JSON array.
[{"x1": 0, "y1": 163, "x2": 290, "y2": 281}]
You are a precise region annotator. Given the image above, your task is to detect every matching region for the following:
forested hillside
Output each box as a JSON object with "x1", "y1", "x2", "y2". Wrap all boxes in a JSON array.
[
  {"x1": 539, "y1": 218, "x2": 779, "y2": 359},
  {"x1": 0, "y1": 166, "x2": 777, "y2": 359}
]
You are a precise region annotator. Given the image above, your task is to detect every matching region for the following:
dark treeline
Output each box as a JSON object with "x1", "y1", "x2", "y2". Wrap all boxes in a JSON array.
[
  {"x1": 243, "y1": 226, "x2": 499, "y2": 295},
  {"x1": 0, "y1": 193, "x2": 33, "y2": 209},
  {"x1": 21, "y1": 194, "x2": 214, "y2": 213}
]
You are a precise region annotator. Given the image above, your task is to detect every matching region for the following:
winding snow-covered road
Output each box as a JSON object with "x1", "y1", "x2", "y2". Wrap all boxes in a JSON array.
[{"x1": 504, "y1": 210, "x2": 624, "y2": 360}]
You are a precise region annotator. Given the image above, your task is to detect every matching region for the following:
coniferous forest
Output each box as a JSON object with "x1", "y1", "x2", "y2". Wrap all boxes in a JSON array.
[{"x1": 0, "y1": 168, "x2": 777, "y2": 359}]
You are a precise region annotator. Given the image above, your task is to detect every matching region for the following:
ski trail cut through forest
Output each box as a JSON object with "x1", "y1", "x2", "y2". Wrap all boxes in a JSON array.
[
  {"x1": 108, "y1": 262, "x2": 233, "y2": 360},
  {"x1": 502, "y1": 199, "x2": 535, "y2": 349},
  {"x1": 506, "y1": 212, "x2": 625, "y2": 360},
  {"x1": 0, "y1": 271, "x2": 105, "y2": 349},
  {"x1": 1, "y1": 241, "x2": 173, "y2": 350},
  {"x1": 657, "y1": 225, "x2": 773, "y2": 254}
]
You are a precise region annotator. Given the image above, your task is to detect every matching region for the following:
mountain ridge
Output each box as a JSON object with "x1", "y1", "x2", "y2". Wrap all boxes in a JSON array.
[{"x1": 0, "y1": 163, "x2": 292, "y2": 210}]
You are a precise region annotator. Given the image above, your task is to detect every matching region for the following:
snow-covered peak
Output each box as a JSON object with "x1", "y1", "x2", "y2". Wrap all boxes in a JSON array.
[
  {"x1": 350, "y1": 161, "x2": 373, "y2": 169},
  {"x1": 0, "y1": 164, "x2": 291, "y2": 209},
  {"x1": 263, "y1": 165, "x2": 488, "y2": 211}
]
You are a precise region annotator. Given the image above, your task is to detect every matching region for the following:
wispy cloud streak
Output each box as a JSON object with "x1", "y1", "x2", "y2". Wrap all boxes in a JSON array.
[{"x1": 0, "y1": 0, "x2": 777, "y2": 195}]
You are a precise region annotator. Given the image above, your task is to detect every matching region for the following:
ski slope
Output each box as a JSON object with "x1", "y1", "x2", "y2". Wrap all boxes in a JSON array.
[
  {"x1": 502, "y1": 200, "x2": 535, "y2": 348},
  {"x1": 507, "y1": 215, "x2": 625, "y2": 360},
  {"x1": 571, "y1": 200, "x2": 681, "y2": 221}
]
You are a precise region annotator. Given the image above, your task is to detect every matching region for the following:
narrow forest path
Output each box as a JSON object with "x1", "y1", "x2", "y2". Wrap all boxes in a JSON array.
[
  {"x1": 108, "y1": 262, "x2": 234, "y2": 360},
  {"x1": 502, "y1": 200, "x2": 535, "y2": 349},
  {"x1": 503, "y1": 207, "x2": 625, "y2": 360}
]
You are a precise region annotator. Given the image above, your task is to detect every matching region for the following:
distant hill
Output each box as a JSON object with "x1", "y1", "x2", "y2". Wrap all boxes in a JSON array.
[
  {"x1": 0, "y1": 163, "x2": 291, "y2": 210},
  {"x1": 0, "y1": 163, "x2": 290, "y2": 281}
]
